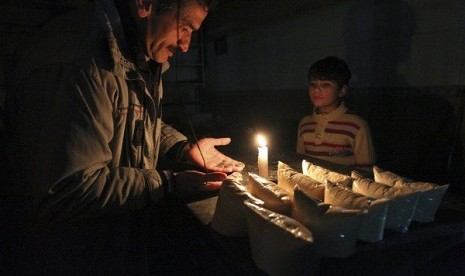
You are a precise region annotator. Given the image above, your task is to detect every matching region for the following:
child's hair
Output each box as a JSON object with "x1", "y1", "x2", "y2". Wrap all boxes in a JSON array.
[{"x1": 307, "y1": 56, "x2": 352, "y2": 87}]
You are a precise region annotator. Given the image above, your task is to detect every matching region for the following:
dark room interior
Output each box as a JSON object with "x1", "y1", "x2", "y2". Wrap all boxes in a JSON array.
[{"x1": 1, "y1": 0, "x2": 465, "y2": 275}]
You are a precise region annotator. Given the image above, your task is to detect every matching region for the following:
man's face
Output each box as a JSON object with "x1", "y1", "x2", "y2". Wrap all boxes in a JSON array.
[{"x1": 141, "y1": 0, "x2": 208, "y2": 63}]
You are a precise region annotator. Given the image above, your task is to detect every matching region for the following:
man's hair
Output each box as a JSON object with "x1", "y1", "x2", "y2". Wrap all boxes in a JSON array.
[
  {"x1": 157, "y1": 0, "x2": 218, "y2": 14},
  {"x1": 307, "y1": 56, "x2": 351, "y2": 87}
]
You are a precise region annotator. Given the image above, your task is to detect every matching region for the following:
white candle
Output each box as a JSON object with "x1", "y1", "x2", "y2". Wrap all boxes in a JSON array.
[{"x1": 257, "y1": 134, "x2": 268, "y2": 178}]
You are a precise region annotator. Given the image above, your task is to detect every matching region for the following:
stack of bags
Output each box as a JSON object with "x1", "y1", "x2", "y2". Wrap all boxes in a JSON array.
[{"x1": 210, "y1": 160, "x2": 449, "y2": 276}]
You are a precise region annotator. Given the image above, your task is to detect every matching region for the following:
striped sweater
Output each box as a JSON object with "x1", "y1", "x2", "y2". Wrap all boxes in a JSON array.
[{"x1": 297, "y1": 102, "x2": 375, "y2": 168}]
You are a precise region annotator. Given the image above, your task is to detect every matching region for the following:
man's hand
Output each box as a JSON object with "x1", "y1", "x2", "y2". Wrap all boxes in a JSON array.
[
  {"x1": 174, "y1": 170, "x2": 227, "y2": 196},
  {"x1": 185, "y1": 138, "x2": 245, "y2": 173}
]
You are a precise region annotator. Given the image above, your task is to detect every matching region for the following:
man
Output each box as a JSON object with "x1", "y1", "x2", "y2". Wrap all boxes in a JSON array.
[
  {"x1": 4, "y1": 0, "x2": 242, "y2": 273},
  {"x1": 6, "y1": 0, "x2": 243, "y2": 221}
]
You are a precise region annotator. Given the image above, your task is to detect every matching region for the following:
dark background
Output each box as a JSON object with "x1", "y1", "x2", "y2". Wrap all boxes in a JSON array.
[
  {"x1": 1, "y1": 0, "x2": 464, "y2": 192},
  {"x1": 1, "y1": 1, "x2": 465, "y2": 275}
]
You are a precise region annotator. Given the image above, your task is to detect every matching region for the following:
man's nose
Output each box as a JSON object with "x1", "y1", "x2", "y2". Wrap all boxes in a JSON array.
[{"x1": 177, "y1": 35, "x2": 191, "y2": 52}]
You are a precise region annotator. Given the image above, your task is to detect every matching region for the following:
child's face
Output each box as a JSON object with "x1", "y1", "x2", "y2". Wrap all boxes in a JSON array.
[{"x1": 308, "y1": 79, "x2": 345, "y2": 113}]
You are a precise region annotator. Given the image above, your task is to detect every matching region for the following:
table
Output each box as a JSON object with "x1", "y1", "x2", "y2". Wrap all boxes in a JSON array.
[
  {"x1": 153, "y1": 150, "x2": 465, "y2": 275},
  {"x1": 6, "y1": 150, "x2": 463, "y2": 275}
]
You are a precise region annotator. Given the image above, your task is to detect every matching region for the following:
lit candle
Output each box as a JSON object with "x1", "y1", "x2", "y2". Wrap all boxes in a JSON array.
[{"x1": 256, "y1": 134, "x2": 268, "y2": 178}]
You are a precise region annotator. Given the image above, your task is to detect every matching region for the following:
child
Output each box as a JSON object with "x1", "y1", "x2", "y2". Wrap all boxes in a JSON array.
[{"x1": 297, "y1": 56, "x2": 375, "y2": 169}]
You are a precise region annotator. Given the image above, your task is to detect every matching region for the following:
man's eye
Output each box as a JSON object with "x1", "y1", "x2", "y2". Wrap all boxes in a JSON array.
[{"x1": 179, "y1": 25, "x2": 192, "y2": 33}]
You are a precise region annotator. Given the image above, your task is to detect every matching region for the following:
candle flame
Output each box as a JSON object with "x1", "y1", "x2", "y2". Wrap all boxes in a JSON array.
[{"x1": 256, "y1": 134, "x2": 267, "y2": 147}]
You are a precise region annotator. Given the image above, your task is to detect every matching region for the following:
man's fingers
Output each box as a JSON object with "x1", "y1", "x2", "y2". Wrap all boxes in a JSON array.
[
  {"x1": 200, "y1": 182, "x2": 222, "y2": 191},
  {"x1": 214, "y1": 137, "x2": 231, "y2": 146},
  {"x1": 205, "y1": 172, "x2": 227, "y2": 182},
  {"x1": 198, "y1": 172, "x2": 226, "y2": 191}
]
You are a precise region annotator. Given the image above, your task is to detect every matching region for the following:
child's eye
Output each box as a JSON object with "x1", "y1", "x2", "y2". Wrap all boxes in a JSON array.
[
  {"x1": 309, "y1": 81, "x2": 334, "y2": 91},
  {"x1": 321, "y1": 83, "x2": 332, "y2": 89}
]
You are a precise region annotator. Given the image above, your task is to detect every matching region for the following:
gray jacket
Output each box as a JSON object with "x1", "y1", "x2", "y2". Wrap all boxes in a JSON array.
[{"x1": 5, "y1": 1, "x2": 187, "y2": 220}]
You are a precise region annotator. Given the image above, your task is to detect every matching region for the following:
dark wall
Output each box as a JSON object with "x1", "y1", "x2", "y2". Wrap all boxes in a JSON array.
[{"x1": 201, "y1": 86, "x2": 465, "y2": 195}]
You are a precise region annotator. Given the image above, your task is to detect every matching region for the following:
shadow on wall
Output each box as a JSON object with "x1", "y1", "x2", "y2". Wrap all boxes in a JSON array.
[
  {"x1": 342, "y1": 1, "x2": 465, "y2": 189},
  {"x1": 345, "y1": 88, "x2": 463, "y2": 190}
]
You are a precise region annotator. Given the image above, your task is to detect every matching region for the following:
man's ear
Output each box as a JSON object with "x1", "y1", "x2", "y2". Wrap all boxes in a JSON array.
[
  {"x1": 135, "y1": 0, "x2": 153, "y2": 18},
  {"x1": 339, "y1": 85, "x2": 348, "y2": 97}
]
